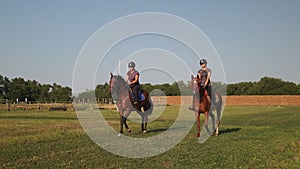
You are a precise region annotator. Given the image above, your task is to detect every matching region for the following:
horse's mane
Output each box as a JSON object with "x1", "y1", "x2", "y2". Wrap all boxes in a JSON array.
[{"x1": 112, "y1": 75, "x2": 127, "y2": 87}]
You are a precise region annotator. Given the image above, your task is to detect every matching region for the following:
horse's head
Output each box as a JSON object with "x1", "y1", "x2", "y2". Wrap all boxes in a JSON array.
[
  {"x1": 109, "y1": 73, "x2": 119, "y2": 94},
  {"x1": 109, "y1": 73, "x2": 128, "y2": 101},
  {"x1": 190, "y1": 75, "x2": 200, "y2": 94}
]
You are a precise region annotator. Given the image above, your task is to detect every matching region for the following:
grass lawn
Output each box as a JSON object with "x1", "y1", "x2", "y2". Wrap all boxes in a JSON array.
[{"x1": 0, "y1": 106, "x2": 299, "y2": 168}]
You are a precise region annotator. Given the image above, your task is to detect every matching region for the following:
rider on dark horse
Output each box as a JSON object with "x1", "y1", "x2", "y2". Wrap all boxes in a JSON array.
[
  {"x1": 125, "y1": 61, "x2": 140, "y2": 106},
  {"x1": 198, "y1": 59, "x2": 212, "y2": 103}
]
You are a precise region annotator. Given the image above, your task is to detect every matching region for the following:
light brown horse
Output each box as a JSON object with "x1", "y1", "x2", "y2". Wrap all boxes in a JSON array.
[
  {"x1": 109, "y1": 73, "x2": 153, "y2": 135},
  {"x1": 190, "y1": 75, "x2": 210, "y2": 137}
]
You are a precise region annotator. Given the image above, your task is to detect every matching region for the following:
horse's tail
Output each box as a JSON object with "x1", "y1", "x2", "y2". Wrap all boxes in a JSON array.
[{"x1": 142, "y1": 90, "x2": 153, "y2": 116}]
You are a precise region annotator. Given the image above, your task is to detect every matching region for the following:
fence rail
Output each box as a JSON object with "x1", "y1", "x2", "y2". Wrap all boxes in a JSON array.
[{"x1": 1, "y1": 95, "x2": 299, "y2": 111}]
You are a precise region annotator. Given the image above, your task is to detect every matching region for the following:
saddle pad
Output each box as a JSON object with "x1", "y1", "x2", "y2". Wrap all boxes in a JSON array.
[
  {"x1": 139, "y1": 93, "x2": 145, "y2": 101},
  {"x1": 130, "y1": 92, "x2": 145, "y2": 101}
]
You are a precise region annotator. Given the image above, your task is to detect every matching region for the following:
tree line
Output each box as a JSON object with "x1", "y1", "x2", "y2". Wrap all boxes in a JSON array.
[
  {"x1": 1, "y1": 74, "x2": 299, "y2": 103},
  {"x1": 77, "y1": 81, "x2": 226, "y2": 100},
  {"x1": 0, "y1": 75, "x2": 72, "y2": 103},
  {"x1": 77, "y1": 76, "x2": 300, "y2": 100},
  {"x1": 227, "y1": 76, "x2": 300, "y2": 95}
]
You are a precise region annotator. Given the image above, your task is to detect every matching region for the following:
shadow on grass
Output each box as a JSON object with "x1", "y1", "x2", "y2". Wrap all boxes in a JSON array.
[
  {"x1": 218, "y1": 128, "x2": 241, "y2": 135},
  {"x1": 147, "y1": 128, "x2": 169, "y2": 133},
  {"x1": 146, "y1": 126, "x2": 187, "y2": 133}
]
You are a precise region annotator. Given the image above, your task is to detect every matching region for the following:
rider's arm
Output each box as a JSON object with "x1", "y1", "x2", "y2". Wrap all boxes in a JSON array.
[
  {"x1": 197, "y1": 73, "x2": 201, "y2": 79},
  {"x1": 205, "y1": 71, "x2": 211, "y2": 87},
  {"x1": 125, "y1": 75, "x2": 129, "y2": 83},
  {"x1": 129, "y1": 74, "x2": 139, "y2": 85}
]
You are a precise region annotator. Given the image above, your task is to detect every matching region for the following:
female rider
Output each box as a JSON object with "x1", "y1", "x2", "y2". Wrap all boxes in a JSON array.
[{"x1": 125, "y1": 61, "x2": 140, "y2": 105}]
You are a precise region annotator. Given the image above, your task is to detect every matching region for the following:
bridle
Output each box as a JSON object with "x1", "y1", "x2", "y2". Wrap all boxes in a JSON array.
[
  {"x1": 109, "y1": 75, "x2": 128, "y2": 102},
  {"x1": 109, "y1": 76, "x2": 121, "y2": 99},
  {"x1": 109, "y1": 76, "x2": 116, "y2": 92},
  {"x1": 192, "y1": 78, "x2": 201, "y2": 94}
]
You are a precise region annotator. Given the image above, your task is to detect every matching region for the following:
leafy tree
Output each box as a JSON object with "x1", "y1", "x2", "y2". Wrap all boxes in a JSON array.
[
  {"x1": 211, "y1": 81, "x2": 227, "y2": 95},
  {"x1": 95, "y1": 83, "x2": 111, "y2": 99},
  {"x1": 226, "y1": 77, "x2": 300, "y2": 95},
  {"x1": 226, "y1": 83, "x2": 238, "y2": 95},
  {"x1": 159, "y1": 83, "x2": 172, "y2": 96},
  {"x1": 0, "y1": 75, "x2": 72, "y2": 102},
  {"x1": 256, "y1": 77, "x2": 282, "y2": 95},
  {"x1": 8, "y1": 77, "x2": 27, "y2": 102},
  {"x1": 141, "y1": 83, "x2": 154, "y2": 94},
  {"x1": 0, "y1": 75, "x2": 10, "y2": 99},
  {"x1": 78, "y1": 90, "x2": 95, "y2": 101},
  {"x1": 281, "y1": 81, "x2": 299, "y2": 95},
  {"x1": 39, "y1": 84, "x2": 52, "y2": 102},
  {"x1": 169, "y1": 82, "x2": 180, "y2": 96},
  {"x1": 176, "y1": 81, "x2": 192, "y2": 96},
  {"x1": 50, "y1": 83, "x2": 72, "y2": 102},
  {"x1": 26, "y1": 80, "x2": 41, "y2": 101}
]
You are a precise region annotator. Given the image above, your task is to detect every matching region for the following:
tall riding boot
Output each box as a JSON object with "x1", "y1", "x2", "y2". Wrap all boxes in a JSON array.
[{"x1": 199, "y1": 90, "x2": 203, "y2": 103}]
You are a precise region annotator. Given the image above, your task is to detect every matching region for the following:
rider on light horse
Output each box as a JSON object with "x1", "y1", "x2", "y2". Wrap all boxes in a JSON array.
[{"x1": 198, "y1": 59, "x2": 212, "y2": 103}]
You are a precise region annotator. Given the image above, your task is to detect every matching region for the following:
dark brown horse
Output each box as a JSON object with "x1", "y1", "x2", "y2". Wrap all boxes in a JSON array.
[
  {"x1": 190, "y1": 75, "x2": 223, "y2": 137},
  {"x1": 109, "y1": 73, "x2": 153, "y2": 136}
]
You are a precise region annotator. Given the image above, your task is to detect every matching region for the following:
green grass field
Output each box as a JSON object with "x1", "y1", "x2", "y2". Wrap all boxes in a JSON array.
[{"x1": 1, "y1": 106, "x2": 299, "y2": 168}]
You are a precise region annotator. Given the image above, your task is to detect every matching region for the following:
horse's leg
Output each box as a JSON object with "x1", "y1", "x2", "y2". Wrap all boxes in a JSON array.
[
  {"x1": 140, "y1": 113, "x2": 146, "y2": 133},
  {"x1": 141, "y1": 113, "x2": 148, "y2": 133},
  {"x1": 119, "y1": 110, "x2": 124, "y2": 135},
  {"x1": 144, "y1": 114, "x2": 148, "y2": 133},
  {"x1": 141, "y1": 98, "x2": 151, "y2": 133},
  {"x1": 204, "y1": 111, "x2": 210, "y2": 134},
  {"x1": 195, "y1": 112, "x2": 200, "y2": 137},
  {"x1": 140, "y1": 112, "x2": 144, "y2": 131},
  {"x1": 209, "y1": 109, "x2": 216, "y2": 132},
  {"x1": 124, "y1": 109, "x2": 131, "y2": 132},
  {"x1": 214, "y1": 93, "x2": 222, "y2": 136},
  {"x1": 122, "y1": 116, "x2": 131, "y2": 132},
  {"x1": 215, "y1": 103, "x2": 221, "y2": 136},
  {"x1": 215, "y1": 120, "x2": 220, "y2": 136}
]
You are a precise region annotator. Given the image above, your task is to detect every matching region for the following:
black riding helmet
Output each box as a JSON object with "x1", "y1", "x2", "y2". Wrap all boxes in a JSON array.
[
  {"x1": 128, "y1": 61, "x2": 135, "y2": 68},
  {"x1": 200, "y1": 59, "x2": 207, "y2": 65}
]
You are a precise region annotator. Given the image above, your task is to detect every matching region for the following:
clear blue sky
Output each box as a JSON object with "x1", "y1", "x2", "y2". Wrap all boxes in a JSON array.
[{"x1": 1, "y1": 0, "x2": 299, "y2": 92}]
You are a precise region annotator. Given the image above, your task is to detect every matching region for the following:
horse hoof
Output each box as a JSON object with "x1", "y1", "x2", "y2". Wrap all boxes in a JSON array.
[
  {"x1": 197, "y1": 133, "x2": 200, "y2": 138},
  {"x1": 117, "y1": 133, "x2": 122, "y2": 137},
  {"x1": 188, "y1": 105, "x2": 194, "y2": 111},
  {"x1": 215, "y1": 132, "x2": 219, "y2": 136},
  {"x1": 143, "y1": 130, "x2": 147, "y2": 133},
  {"x1": 127, "y1": 128, "x2": 132, "y2": 133},
  {"x1": 212, "y1": 129, "x2": 216, "y2": 135}
]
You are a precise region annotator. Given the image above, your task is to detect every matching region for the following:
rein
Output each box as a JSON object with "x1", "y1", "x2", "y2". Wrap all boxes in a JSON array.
[{"x1": 192, "y1": 78, "x2": 201, "y2": 93}]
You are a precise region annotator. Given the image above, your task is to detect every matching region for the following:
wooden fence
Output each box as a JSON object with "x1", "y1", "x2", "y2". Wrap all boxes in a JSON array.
[
  {"x1": 151, "y1": 95, "x2": 300, "y2": 106},
  {"x1": 1, "y1": 96, "x2": 299, "y2": 111}
]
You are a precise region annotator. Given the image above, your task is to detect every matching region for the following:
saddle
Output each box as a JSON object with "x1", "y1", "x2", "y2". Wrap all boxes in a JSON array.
[{"x1": 129, "y1": 90, "x2": 145, "y2": 102}]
